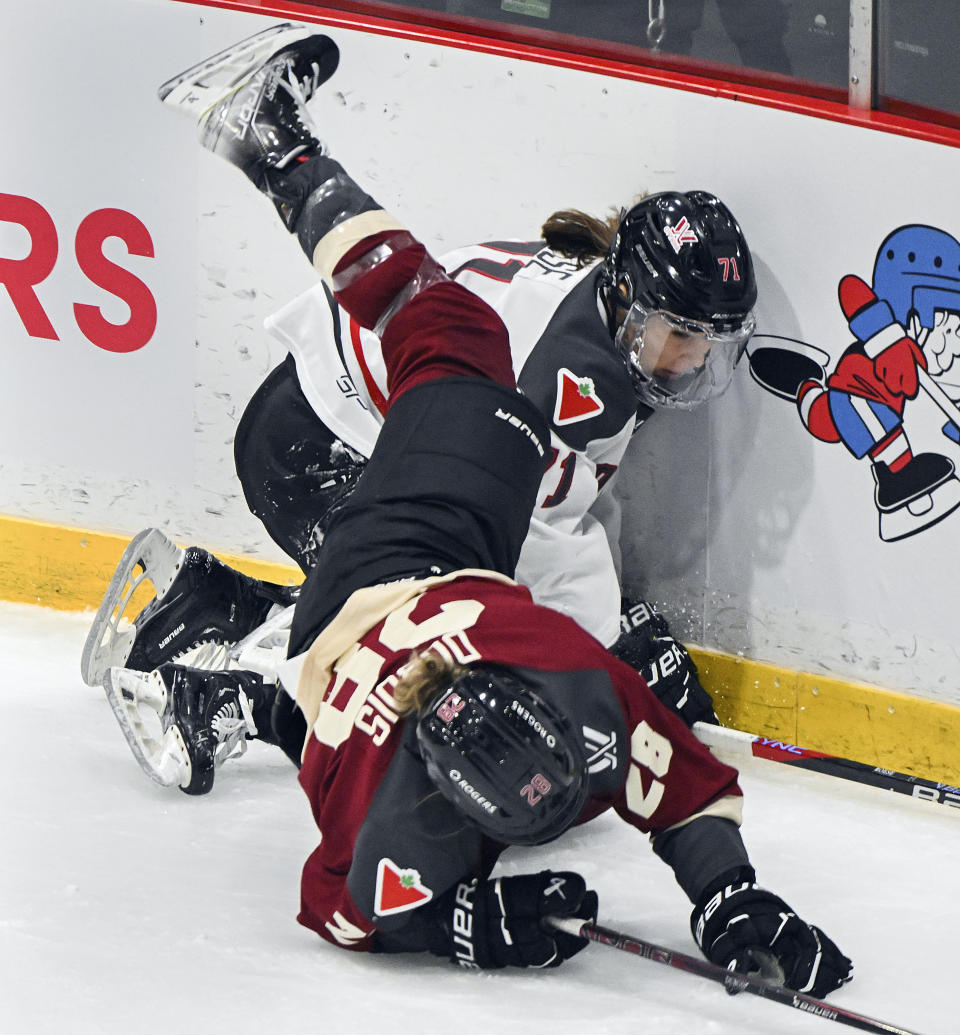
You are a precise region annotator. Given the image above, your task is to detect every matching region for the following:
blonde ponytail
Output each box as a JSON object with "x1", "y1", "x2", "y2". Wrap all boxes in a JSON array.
[{"x1": 392, "y1": 651, "x2": 468, "y2": 718}]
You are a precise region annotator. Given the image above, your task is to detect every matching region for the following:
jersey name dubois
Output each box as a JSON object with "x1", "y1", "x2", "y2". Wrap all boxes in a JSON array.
[
  {"x1": 314, "y1": 586, "x2": 702, "y2": 832},
  {"x1": 312, "y1": 596, "x2": 484, "y2": 750}
]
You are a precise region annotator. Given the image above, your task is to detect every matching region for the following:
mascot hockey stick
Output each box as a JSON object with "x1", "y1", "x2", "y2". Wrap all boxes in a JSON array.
[
  {"x1": 917, "y1": 366, "x2": 960, "y2": 431},
  {"x1": 693, "y1": 722, "x2": 960, "y2": 813},
  {"x1": 547, "y1": 917, "x2": 920, "y2": 1035}
]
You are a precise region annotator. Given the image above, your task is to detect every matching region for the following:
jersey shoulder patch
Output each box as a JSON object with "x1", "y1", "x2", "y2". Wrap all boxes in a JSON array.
[
  {"x1": 518, "y1": 271, "x2": 637, "y2": 448},
  {"x1": 348, "y1": 723, "x2": 484, "y2": 931},
  {"x1": 374, "y1": 857, "x2": 434, "y2": 916},
  {"x1": 554, "y1": 367, "x2": 606, "y2": 426}
]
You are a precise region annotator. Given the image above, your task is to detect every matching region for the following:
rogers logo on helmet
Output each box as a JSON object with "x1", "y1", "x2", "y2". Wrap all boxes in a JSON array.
[
  {"x1": 448, "y1": 769, "x2": 498, "y2": 814},
  {"x1": 509, "y1": 699, "x2": 557, "y2": 747}
]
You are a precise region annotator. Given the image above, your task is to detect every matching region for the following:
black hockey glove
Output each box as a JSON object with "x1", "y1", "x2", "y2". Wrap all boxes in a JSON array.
[
  {"x1": 616, "y1": 598, "x2": 670, "y2": 655},
  {"x1": 643, "y1": 636, "x2": 718, "y2": 728},
  {"x1": 612, "y1": 598, "x2": 718, "y2": 728},
  {"x1": 691, "y1": 869, "x2": 853, "y2": 998},
  {"x1": 434, "y1": 871, "x2": 598, "y2": 970}
]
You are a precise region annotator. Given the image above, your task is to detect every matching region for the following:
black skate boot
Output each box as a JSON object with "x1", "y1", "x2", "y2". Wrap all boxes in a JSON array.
[
  {"x1": 160, "y1": 26, "x2": 339, "y2": 227},
  {"x1": 872, "y1": 454, "x2": 960, "y2": 541},
  {"x1": 81, "y1": 528, "x2": 298, "y2": 687},
  {"x1": 126, "y1": 546, "x2": 296, "y2": 672},
  {"x1": 104, "y1": 664, "x2": 276, "y2": 794},
  {"x1": 872, "y1": 453, "x2": 954, "y2": 512}
]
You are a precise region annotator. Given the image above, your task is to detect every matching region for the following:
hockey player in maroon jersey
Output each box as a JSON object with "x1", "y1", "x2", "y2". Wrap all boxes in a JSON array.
[
  {"x1": 82, "y1": 23, "x2": 760, "y2": 732},
  {"x1": 100, "y1": 28, "x2": 851, "y2": 995}
]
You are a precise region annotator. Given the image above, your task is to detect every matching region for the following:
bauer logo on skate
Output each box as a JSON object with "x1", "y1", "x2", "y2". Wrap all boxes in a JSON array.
[
  {"x1": 157, "y1": 622, "x2": 186, "y2": 651},
  {"x1": 0, "y1": 193, "x2": 157, "y2": 353}
]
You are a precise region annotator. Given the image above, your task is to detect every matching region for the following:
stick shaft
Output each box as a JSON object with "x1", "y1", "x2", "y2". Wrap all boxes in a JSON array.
[
  {"x1": 693, "y1": 722, "x2": 960, "y2": 812},
  {"x1": 549, "y1": 917, "x2": 920, "y2": 1035},
  {"x1": 918, "y1": 366, "x2": 960, "y2": 427}
]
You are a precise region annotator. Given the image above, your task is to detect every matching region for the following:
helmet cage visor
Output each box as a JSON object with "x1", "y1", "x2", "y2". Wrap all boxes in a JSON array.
[{"x1": 615, "y1": 301, "x2": 756, "y2": 410}]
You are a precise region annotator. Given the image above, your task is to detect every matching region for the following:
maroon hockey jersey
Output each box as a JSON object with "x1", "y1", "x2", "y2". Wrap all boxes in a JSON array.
[{"x1": 294, "y1": 574, "x2": 742, "y2": 952}]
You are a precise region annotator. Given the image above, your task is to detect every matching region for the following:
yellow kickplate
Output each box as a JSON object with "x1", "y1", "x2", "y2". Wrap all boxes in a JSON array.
[
  {"x1": 0, "y1": 515, "x2": 300, "y2": 612},
  {"x1": 3, "y1": 514, "x2": 958, "y2": 786},
  {"x1": 693, "y1": 647, "x2": 960, "y2": 787}
]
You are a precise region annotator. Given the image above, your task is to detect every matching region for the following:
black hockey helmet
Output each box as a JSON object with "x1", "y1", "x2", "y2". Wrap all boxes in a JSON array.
[
  {"x1": 416, "y1": 668, "x2": 588, "y2": 846},
  {"x1": 602, "y1": 191, "x2": 757, "y2": 410}
]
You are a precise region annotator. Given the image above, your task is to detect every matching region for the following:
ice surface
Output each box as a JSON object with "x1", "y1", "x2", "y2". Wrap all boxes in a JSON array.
[{"x1": 2, "y1": 602, "x2": 953, "y2": 1035}]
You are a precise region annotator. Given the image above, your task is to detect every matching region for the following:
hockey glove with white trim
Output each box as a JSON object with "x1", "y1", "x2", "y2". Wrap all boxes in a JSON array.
[
  {"x1": 691, "y1": 868, "x2": 853, "y2": 997},
  {"x1": 642, "y1": 636, "x2": 717, "y2": 727},
  {"x1": 617, "y1": 597, "x2": 670, "y2": 647},
  {"x1": 434, "y1": 871, "x2": 597, "y2": 970},
  {"x1": 612, "y1": 598, "x2": 718, "y2": 728}
]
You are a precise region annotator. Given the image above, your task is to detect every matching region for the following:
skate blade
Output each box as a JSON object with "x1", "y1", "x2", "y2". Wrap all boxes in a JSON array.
[
  {"x1": 80, "y1": 528, "x2": 185, "y2": 687},
  {"x1": 228, "y1": 603, "x2": 295, "y2": 678},
  {"x1": 157, "y1": 22, "x2": 311, "y2": 117},
  {"x1": 878, "y1": 477, "x2": 960, "y2": 541},
  {"x1": 104, "y1": 668, "x2": 192, "y2": 789}
]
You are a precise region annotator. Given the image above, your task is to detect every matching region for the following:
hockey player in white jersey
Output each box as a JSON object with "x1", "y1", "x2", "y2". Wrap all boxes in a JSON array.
[{"x1": 81, "y1": 23, "x2": 757, "y2": 732}]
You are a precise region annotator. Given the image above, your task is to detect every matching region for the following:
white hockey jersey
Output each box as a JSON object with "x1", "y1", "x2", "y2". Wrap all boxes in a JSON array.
[{"x1": 265, "y1": 240, "x2": 643, "y2": 648}]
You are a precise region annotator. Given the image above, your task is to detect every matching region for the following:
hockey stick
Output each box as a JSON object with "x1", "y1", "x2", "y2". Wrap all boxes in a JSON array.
[
  {"x1": 918, "y1": 366, "x2": 960, "y2": 430},
  {"x1": 547, "y1": 917, "x2": 920, "y2": 1035},
  {"x1": 692, "y1": 722, "x2": 960, "y2": 812}
]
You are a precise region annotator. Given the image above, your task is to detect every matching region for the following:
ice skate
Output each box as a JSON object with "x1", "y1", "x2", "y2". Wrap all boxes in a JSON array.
[
  {"x1": 878, "y1": 479, "x2": 960, "y2": 540},
  {"x1": 80, "y1": 528, "x2": 297, "y2": 687},
  {"x1": 159, "y1": 24, "x2": 339, "y2": 212},
  {"x1": 104, "y1": 664, "x2": 265, "y2": 794},
  {"x1": 158, "y1": 22, "x2": 314, "y2": 116},
  {"x1": 873, "y1": 453, "x2": 954, "y2": 513},
  {"x1": 745, "y1": 335, "x2": 830, "y2": 402},
  {"x1": 872, "y1": 454, "x2": 960, "y2": 540}
]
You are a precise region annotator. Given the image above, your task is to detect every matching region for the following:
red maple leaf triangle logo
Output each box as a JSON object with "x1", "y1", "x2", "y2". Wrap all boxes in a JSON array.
[
  {"x1": 554, "y1": 368, "x2": 605, "y2": 426},
  {"x1": 374, "y1": 858, "x2": 434, "y2": 916}
]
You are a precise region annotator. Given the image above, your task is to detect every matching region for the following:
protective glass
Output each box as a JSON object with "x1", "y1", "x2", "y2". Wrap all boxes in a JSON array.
[{"x1": 615, "y1": 302, "x2": 756, "y2": 410}]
